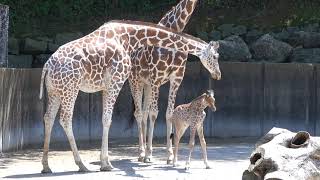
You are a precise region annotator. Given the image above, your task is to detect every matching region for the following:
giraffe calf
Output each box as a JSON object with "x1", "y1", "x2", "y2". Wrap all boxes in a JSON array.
[{"x1": 170, "y1": 90, "x2": 216, "y2": 170}]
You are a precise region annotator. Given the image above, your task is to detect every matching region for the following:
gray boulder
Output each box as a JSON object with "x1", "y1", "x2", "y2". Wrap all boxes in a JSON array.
[
  {"x1": 23, "y1": 38, "x2": 47, "y2": 53},
  {"x1": 287, "y1": 31, "x2": 320, "y2": 48},
  {"x1": 55, "y1": 32, "x2": 83, "y2": 46},
  {"x1": 208, "y1": 30, "x2": 222, "y2": 41},
  {"x1": 8, "y1": 37, "x2": 19, "y2": 55},
  {"x1": 250, "y1": 34, "x2": 293, "y2": 62},
  {"x1": 290, "y1": 48, "x2": 320, "y2": 63},
  {"x1": 218, "y1": 35, "x2": 252, "y2": 62},
  {"x1": 245, "y1": 29, "x2": 263, "y2": 44},
  {"x1": 8, "y1": 55, "x2": 33, "y2": 68},
  {"x1": 218, "y1": 24, "x2": 234, "y2": 38},
  {"x1": 232, "y1": 25, "x2": 247, "y2": 36},
  {"x1": 34, "y1": 54, "x2": 52, "y2": 67},
  {"x1": 48, "y1": 43, "x2": 60, "y2": 53}
]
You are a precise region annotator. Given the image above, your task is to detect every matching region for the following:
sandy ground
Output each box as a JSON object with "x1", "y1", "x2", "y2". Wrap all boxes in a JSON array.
[{"x1": 0, "y1": 138, "x2": 256, "y2": 180}]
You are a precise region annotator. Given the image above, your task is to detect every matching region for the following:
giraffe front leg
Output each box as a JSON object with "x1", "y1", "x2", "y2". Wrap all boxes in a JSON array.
[
  {"x1": 173, "y1": 121, "x2": 188, "y2": 167},
  {"x1": 41, "y1": 94, "x2": 60, "y2": 173},
  {"x1": 197, "y1": 124, "x2": 211, "y2": 169},
  {"x1": 144, "y1": 86, "x2": 159, "y2": 163},
  {"x1": 186, "y1": 127, "x2": 196, "y2": 170},
  {"x1": 100, "y1": 70, "x2": 129, "y2": 171},
  {"x1": 166, "y1": 78, "x2": 182, "y2": 164}
]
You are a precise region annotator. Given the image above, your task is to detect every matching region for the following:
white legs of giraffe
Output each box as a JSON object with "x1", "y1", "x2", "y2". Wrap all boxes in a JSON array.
[
  {"x1": 166, "y1": 78, "x2": 183, "y2": 164},
  {"x1": 42, "y1": 93, "x2": 60, "y2": 173},
  {"x1": 172, "y1": 121, "x2": 211, "y2": 169},
  {"x1": 42, "y1": 83, "x2": 89, "y2": 173}
]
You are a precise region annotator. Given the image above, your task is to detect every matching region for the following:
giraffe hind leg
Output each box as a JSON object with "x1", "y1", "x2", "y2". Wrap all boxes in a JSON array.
[
  {"x1": 59, "y1": 92, "x2": 89, "y2": 172},
  {"x1": 41, "y1": 94, "x2": 60, "y2": 173}
]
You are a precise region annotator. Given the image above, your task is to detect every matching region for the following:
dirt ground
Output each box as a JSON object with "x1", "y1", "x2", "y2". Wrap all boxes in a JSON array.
[{"x1": 0, "y1": 138, "x2": 256, "y2": 180}]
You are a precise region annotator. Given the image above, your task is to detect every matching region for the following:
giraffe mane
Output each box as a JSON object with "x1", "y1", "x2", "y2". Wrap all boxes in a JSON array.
[{"x1": 107, "y1": 20, "x2": 207, "y2": 44}]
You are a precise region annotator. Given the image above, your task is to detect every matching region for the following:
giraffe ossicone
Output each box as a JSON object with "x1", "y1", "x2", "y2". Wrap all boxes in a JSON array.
[{"x1": 39, "y1": 19, "x2": 220, "y2": 172}]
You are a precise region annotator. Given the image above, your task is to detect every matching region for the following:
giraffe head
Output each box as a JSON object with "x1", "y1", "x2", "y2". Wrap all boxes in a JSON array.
[
  {"x1": 204, "y1": 90, "x2": 216, "y2": 111},
  {"x1": 200, "y1": 41, "x2": 221, "y2": 80}
]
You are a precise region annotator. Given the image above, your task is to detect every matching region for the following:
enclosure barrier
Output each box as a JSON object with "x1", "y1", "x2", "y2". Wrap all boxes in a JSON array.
[{"x1": 0, "y1": 62, "x2": 318, "y2": 152}]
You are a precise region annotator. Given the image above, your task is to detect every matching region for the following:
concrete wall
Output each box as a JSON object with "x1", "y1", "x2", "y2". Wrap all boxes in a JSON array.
[
  {"x1": 0, "y1": 5, "x2": 9, "y2": 67},
  {"x1": 0, "y1": 62, "x2": 319, "y2": 152}
]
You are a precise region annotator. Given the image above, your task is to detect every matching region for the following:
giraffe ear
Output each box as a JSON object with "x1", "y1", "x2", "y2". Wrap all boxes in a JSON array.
[
  {"x1": 209, "y1": 41, "x2": 219, "y2": 49},
  {"x1": 206, "y1": 90, "x2": 214, "y2": 96}
]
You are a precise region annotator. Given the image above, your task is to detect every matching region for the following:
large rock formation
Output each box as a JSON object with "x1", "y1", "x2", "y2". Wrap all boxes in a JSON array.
[
  {"x1": 243, "y1": 127, "x2": 320, "y2": 180},
  {"x1": 218, "y1": 35, "x2": 252, "y2": 62},
  {"x1": 250, "y1": 34, "x2": 293, "y2": 63}
]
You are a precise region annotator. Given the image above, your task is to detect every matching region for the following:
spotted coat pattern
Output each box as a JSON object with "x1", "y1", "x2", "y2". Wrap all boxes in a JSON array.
[
  {"x1": 171, "y1": 90, "x2": 216, "y2": 169},
  {"x1": 39, "y1": 20, "x2": 221, "y2": 173},
  {"x1": 129, "y1": 0, "x2": 221, "y2": 164}
]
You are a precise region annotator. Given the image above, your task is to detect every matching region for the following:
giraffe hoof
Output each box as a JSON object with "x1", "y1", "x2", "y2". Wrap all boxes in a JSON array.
[
  {"x1": 78, "y1": 166, "x2": 90, "y2": 172},
  {"x1": 143, "y1": 157, "x2": 152, "y2": 163},
  {"x1": 185, "y1": 166, "x2": 190, "y2": 170},
  {"x1": 41, "y1": 168, "x2": 52, "y2": 174},
  {"x1": 206, "y1": 166, "x2": 212, "y2": 169},
  {"x1": 138, "y1": 156, "x2": 144, "y2": 162},
  {"x1": 100, "y1": 165, "x2": 114, "y2": 171},
  {"x1": 167, "y1": 159, "x2": 173, "y2": 165}
]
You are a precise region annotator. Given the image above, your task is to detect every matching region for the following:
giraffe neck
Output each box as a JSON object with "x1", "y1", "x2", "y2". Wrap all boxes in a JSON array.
[
  {"x1": 102, "y1": 20, "x2": 207, "y2": 57},
  {"x1": 158, "y1": 0, "x2": 198, "y2": 32},
  {"x1": 190, "y1": 94, "x2": 208, "y2": 110}
]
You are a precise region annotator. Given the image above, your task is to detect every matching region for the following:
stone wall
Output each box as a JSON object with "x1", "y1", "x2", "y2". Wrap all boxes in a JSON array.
[
  {"x1": 8, "y1": 22, "x2": 320, "y2": 68},
  {"x1": 0, "y1": 4, "x2": 9, "y2": 67}
]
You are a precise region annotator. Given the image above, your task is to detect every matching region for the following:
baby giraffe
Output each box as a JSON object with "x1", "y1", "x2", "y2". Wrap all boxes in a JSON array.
[{"x1": 170, "y1": 90, "x2": 216, "y2": 170}]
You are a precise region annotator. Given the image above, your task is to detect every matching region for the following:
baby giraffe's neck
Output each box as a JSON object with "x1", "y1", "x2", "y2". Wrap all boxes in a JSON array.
[{"x1": 190, "y1": 95, "x2": 208, "y2": 110}]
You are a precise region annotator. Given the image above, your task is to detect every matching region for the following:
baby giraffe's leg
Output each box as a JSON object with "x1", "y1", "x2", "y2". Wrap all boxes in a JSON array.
[
  {"x1": 186, "y1": 126, "x2": 197, "y2": 170},
  {"x1": 173, "y1": 121, "x2": 188, "y2": 167},
  {"x1": 197, "y1": 123, "x2": 211, "y2": 169}
]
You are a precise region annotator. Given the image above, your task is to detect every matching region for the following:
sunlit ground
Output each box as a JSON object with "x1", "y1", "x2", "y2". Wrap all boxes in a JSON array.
[{"x1": 0, "y1": 138, "x2": 256, "y2": 180}]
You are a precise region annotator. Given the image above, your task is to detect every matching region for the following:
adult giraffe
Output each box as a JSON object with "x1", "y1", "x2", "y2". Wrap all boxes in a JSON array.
[
  {"x1": 39, "y1": 20, "x2": 221, "y2": 173},
  {"x1": 129, "y1": 0, "x2": 220, "y2": 163}
]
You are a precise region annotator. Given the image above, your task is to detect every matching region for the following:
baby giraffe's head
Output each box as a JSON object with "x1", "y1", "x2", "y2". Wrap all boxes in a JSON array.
[{"x1": 204, "y1": 90, "x2": 216, "y2": 112}]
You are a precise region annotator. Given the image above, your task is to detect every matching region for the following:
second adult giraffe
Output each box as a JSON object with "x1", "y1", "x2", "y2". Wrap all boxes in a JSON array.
[{"x1": 129, "y1": 0, "x2": 221, "y2": 163}]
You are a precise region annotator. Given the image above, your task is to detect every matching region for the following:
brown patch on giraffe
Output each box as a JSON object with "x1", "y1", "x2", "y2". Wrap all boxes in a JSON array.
[
  {"x1": 176, "y1": 68, "x2": 184, "y2": 77},
  {"x1": 136, "y1": 30, "x2": 146, "y2": 40},
  {"x1": 181, "y1": 11, "x2": 187, "y2": 20},
  {"x1": 158, "y1": 31, "x2": 168, "y2": 39},
  {"x1": 148, "y1": 37, "x2": 161, "y2": 45},
  {"x1": 173, "y1": 57, "x2": 183, "y2": 66},
  {"x1": 114, "y1": 26, "x2": 126, "y2": 34},
  {"x1": 140, "y1": 57, "x2": 149, "y2": 69},
  {"x1": 186, "y1": 2, "x2": 193, "y2": 14},
  {"x1": 106, "y1": 31, "x2": 114, "y2": 39},
  {"x1": 177, "y1": 20, "x2": 184, "y2": 29},
  {"x1": 157, "y1": 61, "x2": 167, "y2": 71},
  {"x1": 161, "y1": 39, "x2": 172, "y2": 47},
  {"x1": 147, "y1": 29, "x2": 157, "y2": 37}
]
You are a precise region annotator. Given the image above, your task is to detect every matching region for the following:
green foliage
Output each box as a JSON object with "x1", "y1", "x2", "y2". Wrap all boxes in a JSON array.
[{"x1": 0, "y1": 0, "x2": 320, "y2": 37}]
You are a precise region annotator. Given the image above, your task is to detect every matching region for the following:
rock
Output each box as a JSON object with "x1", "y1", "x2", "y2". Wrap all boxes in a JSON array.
[
  {"x1": 232, "y1": 25, "x2": 247, "y2": 36},
  {"x1": 55, "y1": 32, "x2": 83, "y2": 46},
  {"x1": 8, "y1": 55, "x2": 33, "y2": 68},
  {"x1": 208, "y1": 30, "x2": 222, "y2": 41},
  {"x1": 48, "y1": 43, "x2": 60, "y2": 53},
  {"x1": 8, "y1": 37, "x2": 19, "y2": 55},
  {"x1": 196, "y1": 31, "x2": 208, "y2": 41},
  {"x1": 250, "y1": 34, "x2": 293, "y2": 62},
  {"x1": 244, "y1": 127, "x2": 320, "y2": 180},
  {"x1": 218, "y1": 35, "x2": 252, "y2": 62},
  {"x1": 218, "y1": 24, "x2": 234, "y2": 38},
  {"x1": 302, "y1": 23, "x2": 319, "y2": 32},
  {"x1": 287, "y1": 31, "x2": 320, "y2": 48},
  {"x1": 245, "y1": 29, "x2": 263, "y2": 44},
  {"x1": 35, "y1": 36, "x2": 53, "y2": 43},
  {"x1": 23, "y1": 38, "x2": 47, "y2": 53},
  {"x1": 290, "y1": 48, "x2": 320, "y2": 63},
  {"x1": 286, "y1": 26, "x2": 300, "y2": 34},
  {"x1": 271, "y1": 30, "x2": 290, "y2": 41},
  {"x1": 34, "y1": 54, "x2": 51, "y2": 67}
]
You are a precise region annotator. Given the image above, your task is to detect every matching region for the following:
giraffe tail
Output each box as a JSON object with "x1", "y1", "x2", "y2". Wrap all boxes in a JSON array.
[{"x1": 39, "y1": 63, "x2": 48, "y2": 99}]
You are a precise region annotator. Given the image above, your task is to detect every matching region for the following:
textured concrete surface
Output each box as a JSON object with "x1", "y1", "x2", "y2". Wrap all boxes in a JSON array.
[{"x1": 0, "y1": 138, "x2": 255, "y2": 180}]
